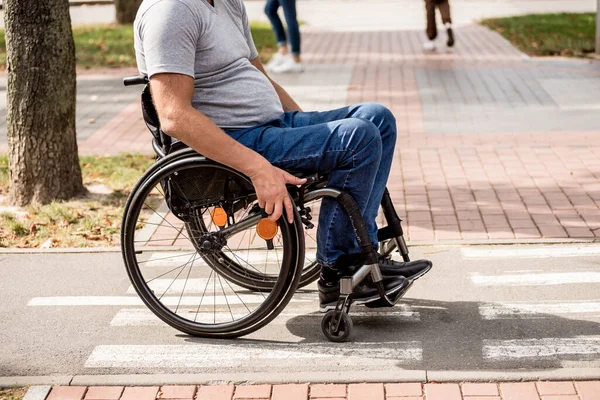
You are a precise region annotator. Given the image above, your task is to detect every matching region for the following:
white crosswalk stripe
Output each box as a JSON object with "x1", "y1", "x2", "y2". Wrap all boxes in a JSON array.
[
  {"x1": 84, "y1": 342, "x2": 423, "y2": 368},
  {"x1": 479, "y1": 301, "x2": 600, "y2": 320},
  {"x1": 138, "y1": 251, "x2": 287, "y2": 268},
  {"x1": 110, "y1": 307, "x2": 421, "y2": 326},
  {"x1": 28, "y1": 296, "x2": 310, "y2": 307},
  {"x1": 483, "y1": 337, "x2": 600, "y2": 360},
  {"x1": 126, "y1": 278, "x2": 249, "y2": 295},
  {"x1": 471, "y1": 272, "x2": 600, "y2": 286},
  {"x1": 461, "y1": 244, "x2": 600, "y2": 259}
]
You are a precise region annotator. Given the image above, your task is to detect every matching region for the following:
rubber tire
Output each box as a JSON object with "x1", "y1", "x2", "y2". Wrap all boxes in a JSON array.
[
  {"x1": 321, "y1": 310, "x2": 353, "y2": 342},
  {"x1": 121, "y1": 155, "x2": 305, "y2": 338}
]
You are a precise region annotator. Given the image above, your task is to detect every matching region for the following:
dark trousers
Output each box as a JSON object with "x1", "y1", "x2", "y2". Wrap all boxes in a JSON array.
[{"x1": 425, "y1": 0, "x2": 452, "y2": 40}]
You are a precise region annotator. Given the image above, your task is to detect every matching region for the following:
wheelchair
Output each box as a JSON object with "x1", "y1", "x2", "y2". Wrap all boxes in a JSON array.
[{"x1": 121, "y1": 75, "x2": 421, "y2": 342}]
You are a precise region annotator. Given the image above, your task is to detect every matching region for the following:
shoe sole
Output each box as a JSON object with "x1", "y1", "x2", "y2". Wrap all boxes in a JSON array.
[
  {"x1": 319, "y1": 280, "x2": 409, "y2": 313},
  {"x1": 405, "y1": 262, "x2": 433, "y2": 283}
]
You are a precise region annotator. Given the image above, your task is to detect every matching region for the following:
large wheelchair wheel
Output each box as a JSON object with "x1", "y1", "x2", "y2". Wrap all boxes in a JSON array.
[{"x1": 121, "y1": 155, "x2": 304, "y2": 338}]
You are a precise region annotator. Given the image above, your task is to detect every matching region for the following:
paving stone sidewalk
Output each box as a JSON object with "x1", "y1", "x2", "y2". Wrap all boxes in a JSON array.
[
  {"x1": 1, "y1": 4, "x2": 599, "y2": 243},
  {"x1": 36, "y1": 381, "x2": 600, "y2": 400}
]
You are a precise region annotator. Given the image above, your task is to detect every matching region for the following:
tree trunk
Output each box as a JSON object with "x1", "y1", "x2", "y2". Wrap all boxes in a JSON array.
[
  {"x1": 4, "y1": 0, "x2": 85, "y2": 206},
  {"x1": 115, "y1": 0, "x2": 143, "y2": 24}
]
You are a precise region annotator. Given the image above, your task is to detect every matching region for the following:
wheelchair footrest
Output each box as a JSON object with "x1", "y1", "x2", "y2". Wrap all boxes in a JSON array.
[{"x1": 364, "y1": 280, "x2": 413, "y2": 309}]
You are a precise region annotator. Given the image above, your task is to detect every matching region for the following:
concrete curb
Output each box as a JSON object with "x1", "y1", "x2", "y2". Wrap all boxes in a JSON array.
[
  {"x1": 0, "y1": 247, "x2": 122, "y2": 254},
  {"x1": 426, "y1": 369, "x2": 600, "y2": 382},
  {"x1": 3, "y1": 368, "x2": 600, "y2": 388},
  {"x1": 0, "y1": 238, "x2": 597, "y2": 255},
  {"x1": 69, "y1": 371, "x2": 428, "y2": 386},
  {"x1": 0, "y1": 376, "x2": 72, "y2": 387}
]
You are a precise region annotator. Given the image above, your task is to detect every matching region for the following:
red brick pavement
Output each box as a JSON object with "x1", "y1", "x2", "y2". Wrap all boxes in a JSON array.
[
  {"x1": 43, "y1": 382, "x2": 600, "y2": 400},
  {"x1": 42, "y1": 24, "x2": 600, "y2": 243}
]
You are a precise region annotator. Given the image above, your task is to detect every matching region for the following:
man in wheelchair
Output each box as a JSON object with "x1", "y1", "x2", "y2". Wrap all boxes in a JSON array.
[{"x1": 134, "y1": 0, "x2": 432, "y2": 312}]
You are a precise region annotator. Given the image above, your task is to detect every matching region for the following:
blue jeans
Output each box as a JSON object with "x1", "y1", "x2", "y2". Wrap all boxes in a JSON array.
[
  {"x1": 226, "y1": 103, "x2": 397, "y2": 268},
  {"x1": 264, "y1": 0, "x2": 301, "y2": 56}
]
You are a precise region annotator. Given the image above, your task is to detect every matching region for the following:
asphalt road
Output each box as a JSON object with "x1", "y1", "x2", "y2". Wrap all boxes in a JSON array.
[{"x1": 1, "y1": 243, "x2": 600, "y2": 382}]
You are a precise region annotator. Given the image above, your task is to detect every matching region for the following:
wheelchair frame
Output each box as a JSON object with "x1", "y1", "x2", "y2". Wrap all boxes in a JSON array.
[{"x1": 122, "y1": 75, "x2": 414, "y2": 341}]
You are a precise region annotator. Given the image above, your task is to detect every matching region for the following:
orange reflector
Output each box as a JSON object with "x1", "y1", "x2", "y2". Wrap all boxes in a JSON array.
[
  {"x1": 257, "y1": 218, "x2": 278, "y2": 240},
  {"x1": 211, "y1": 207, "x2": 228, "y2": 227}
]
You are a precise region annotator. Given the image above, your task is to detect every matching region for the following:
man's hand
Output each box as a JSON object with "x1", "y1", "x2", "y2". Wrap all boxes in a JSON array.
[{"x1": 248, "y1": 163, "x2": 307, "y2": 224}]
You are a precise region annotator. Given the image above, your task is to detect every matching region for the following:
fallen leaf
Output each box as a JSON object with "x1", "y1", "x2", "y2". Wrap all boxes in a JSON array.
[{"x1": 87, "y1": 234, "x2": 104, "y2": 241}]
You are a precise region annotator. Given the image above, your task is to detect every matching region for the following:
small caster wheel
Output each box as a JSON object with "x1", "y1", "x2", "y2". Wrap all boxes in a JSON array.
[{"x1": 321, "y1": 310, "x2": 353, "y2": 342}]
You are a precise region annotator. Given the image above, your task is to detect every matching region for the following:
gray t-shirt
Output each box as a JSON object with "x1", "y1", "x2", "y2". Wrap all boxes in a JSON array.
[{"x1": 134, "y1": 0, "x2": 284, "y2": 129}]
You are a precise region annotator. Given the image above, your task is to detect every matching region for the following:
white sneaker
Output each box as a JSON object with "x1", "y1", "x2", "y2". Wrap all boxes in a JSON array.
[
  {"x1": 265, "y1": 53, "x2": 290, "y2": 72},
  {"x1": 270, "y1": 56, "x2": 303, "y2": 73},
  {"x1": 423, "y1": 40, "x2": 436, "y2": 51}
]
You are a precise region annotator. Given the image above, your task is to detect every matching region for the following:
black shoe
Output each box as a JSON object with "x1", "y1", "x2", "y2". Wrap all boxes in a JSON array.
[
  {"x1": 337, "y1": 251, "x2": 433, "y2": 282},
  {"x1": 318, "y1": 275, "x2": 409, "y2": 312},
  {"x1": 446, "y1": 27, "x2": 455, "y2": 47},
  {"x1": 377, "y1": 257, "x2": 433, "y2": 281}
]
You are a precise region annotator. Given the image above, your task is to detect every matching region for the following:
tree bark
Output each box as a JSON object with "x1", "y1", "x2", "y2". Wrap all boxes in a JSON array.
[
  {"x1": 4, "y1": 0, "x2": 85, "y2": 206},
  {"x1": 115, "y1": 0, "x2": 143, "y2": 24}
]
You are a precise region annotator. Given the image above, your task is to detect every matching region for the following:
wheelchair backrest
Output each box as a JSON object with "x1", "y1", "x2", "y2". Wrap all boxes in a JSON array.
[{"x1": 140, "y1": 85, "x2": 177, "y2": 157}]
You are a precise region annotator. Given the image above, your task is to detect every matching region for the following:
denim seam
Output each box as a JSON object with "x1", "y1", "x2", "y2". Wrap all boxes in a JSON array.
[
  {"x1": 276, "y1": 149, "x2": 352, "y2": 166},
  {"x1": 321, "y1": 152, "x2": 355, "y2": 266}
]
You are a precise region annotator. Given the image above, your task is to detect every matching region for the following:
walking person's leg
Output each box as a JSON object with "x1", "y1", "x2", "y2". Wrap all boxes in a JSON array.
[
  {"x1": 270, "y1": 0, "x2": 303, "y2": 73},
  {"x1": 437, "y1": 0, "x2": 455, "y2": 47},
  {"x1": 264, "y1": 0, "x2": 291, "y2": 70},
  {"x1": 423, "y1": 0, "x2": 437, "y2": 50}
]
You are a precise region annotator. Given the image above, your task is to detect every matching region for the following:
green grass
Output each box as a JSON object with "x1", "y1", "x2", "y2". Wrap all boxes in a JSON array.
[
  {"x1": 480, "y1": 13, "x2": 596, "y2": 57},
  {"x1": 0, "y1": 154, "x2": 155, "y2": 248},
  {"x1": 249, "y1": 21, "x2": 279, "y2": 64},
  {"x1": 79, "y1": 154, "x2": 155, "y2": 191},
  {"x1": 0, "y1": 154, "x2": 7, "y2": 195},
  {"x1": 0, "y1": 21, "x2": 277, "y2": 70},
  {"x1": 0, "y1": 154, "x2": 154, "y2": 195},
  {"x1": 0, "y1": 31, "x2": 5, "y2": 70},
  {"x1": 72, "y1": 24, "x2": 138, "y2": 68}
]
